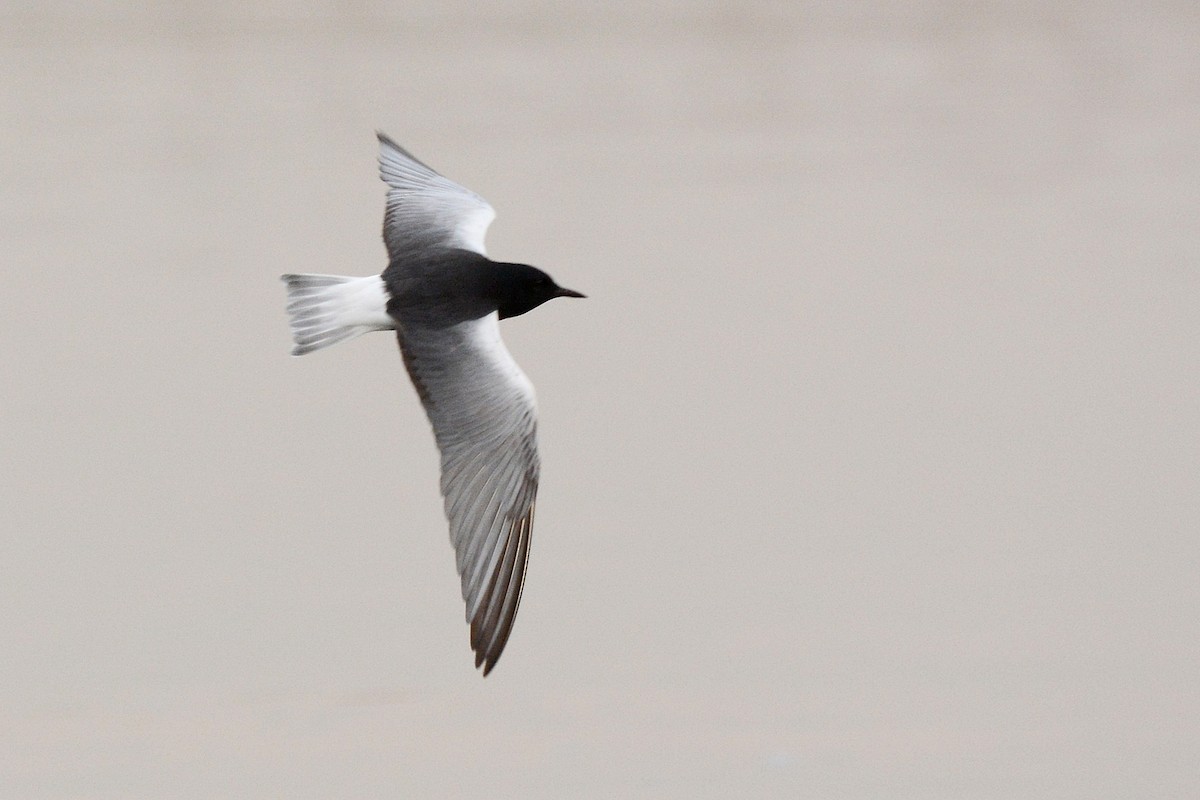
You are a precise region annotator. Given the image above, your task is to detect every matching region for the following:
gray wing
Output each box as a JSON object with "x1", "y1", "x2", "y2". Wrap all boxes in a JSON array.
[
  {"x1": 396, "y1": 313, "x2": 538, "y2": 675},
  {"x1": 377, "y1": 132, "x2": 496, "y2": 263}
]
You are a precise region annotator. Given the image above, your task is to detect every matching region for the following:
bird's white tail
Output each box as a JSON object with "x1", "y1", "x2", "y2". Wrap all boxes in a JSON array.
[{"x1": 281, "y1": 274, "x2": 394, "y2": 355}]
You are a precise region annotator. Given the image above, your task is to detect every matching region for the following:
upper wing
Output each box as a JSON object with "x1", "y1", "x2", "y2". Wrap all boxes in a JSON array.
[
  {"x1": 377, "y1": 132, "x2": 496, "y2": 263},
  {"x1": 396, "y1": 313, "x2": 539, "y2": 675}
]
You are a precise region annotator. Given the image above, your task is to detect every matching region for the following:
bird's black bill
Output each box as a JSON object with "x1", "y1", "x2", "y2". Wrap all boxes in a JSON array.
[{"x1": 555, "y1": 287, "x2": 586, "y2": 299}]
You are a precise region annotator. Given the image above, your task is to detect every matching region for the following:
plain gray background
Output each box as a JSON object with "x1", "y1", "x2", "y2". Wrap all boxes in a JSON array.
[{"x1": 3, "y1": 2, "x2": 1197, "y2": 797}]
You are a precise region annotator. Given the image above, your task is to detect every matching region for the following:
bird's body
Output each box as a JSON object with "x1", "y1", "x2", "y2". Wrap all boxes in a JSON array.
[{"x1": 282, "y1": 133, "x2": 583, "y2": 675}]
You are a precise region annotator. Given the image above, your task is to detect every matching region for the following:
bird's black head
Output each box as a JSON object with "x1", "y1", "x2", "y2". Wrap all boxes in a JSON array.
[{"x1": 491, "y1": 262, "x2": 586, "y2": 319}]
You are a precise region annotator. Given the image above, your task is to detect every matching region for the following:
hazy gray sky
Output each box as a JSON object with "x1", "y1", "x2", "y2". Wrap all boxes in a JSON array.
[{"x1": 3, "y1": 2, "x2": 1197, "y2": 797}]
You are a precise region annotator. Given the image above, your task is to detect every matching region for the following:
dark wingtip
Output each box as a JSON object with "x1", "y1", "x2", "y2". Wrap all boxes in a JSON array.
[
  {"x1": 470, "y1": 618, "x2": 497, "y2": 676},
  {"x1": 375, "y1": 130, "x2": 440, "y2": 174},
  {"x1": 466, "y1": 505, "x2": 534, "y2": 678},
  {"x1": 471, "y1": 629, "x2": 499, "y2": 677}
]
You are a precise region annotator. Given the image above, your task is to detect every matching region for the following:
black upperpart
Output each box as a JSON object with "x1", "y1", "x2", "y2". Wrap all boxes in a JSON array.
[
  {"x1": 383, "y1": 251, "x2": 584, "y2": 326},
  {"x1": 489, "y1": 262, "x2": 586, "y2": 319}
]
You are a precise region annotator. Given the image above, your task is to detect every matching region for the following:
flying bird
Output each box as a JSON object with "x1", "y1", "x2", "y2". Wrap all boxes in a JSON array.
[{"x1": 281, "y1": 133, "x2": 584, "y2": 675}]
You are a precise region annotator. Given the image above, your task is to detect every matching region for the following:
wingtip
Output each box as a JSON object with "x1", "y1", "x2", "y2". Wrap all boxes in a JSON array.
[
  {"x1": 375, "y1": 131, "x2": 441, "y2": 176},
  {"x1": 376, "y1": 130, "x2": 409, "y2": 156},
  {"x1": 470, "y1": 623, "x2": 503, "y2": 677},
  {"x1": 376, "y1": 131, "x2": 402, "y2": 161},
  {"x1": 471, "y1": 626, "x2": 497, "y2": 675}
]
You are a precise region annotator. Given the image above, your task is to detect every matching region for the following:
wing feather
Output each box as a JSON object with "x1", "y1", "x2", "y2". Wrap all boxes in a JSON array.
[
  {"x1": 395, "y1": 313, "x2": 538, "y2": 675},
  {"x1": 376, "y1": 132, "x2": 496, "y2": 263}
]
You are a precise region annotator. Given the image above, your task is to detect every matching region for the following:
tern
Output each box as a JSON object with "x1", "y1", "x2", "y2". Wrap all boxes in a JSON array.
[{"x1": 282, "y1": 133, "x2": 584, "y2": 675}]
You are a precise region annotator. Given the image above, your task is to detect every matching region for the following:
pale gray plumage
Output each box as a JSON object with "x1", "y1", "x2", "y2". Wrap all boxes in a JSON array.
[
  {"x1": 396, "y1": 317, "x2": 538, "y2": 673},
  {"x1": 377, "y1": 133, "x2": 496, "y2": 262}
]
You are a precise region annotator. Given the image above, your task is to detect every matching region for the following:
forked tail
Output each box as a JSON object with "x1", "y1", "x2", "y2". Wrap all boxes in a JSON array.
[{"x1": 280, "y1": 274, "x2": 394, "y2": 355}]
